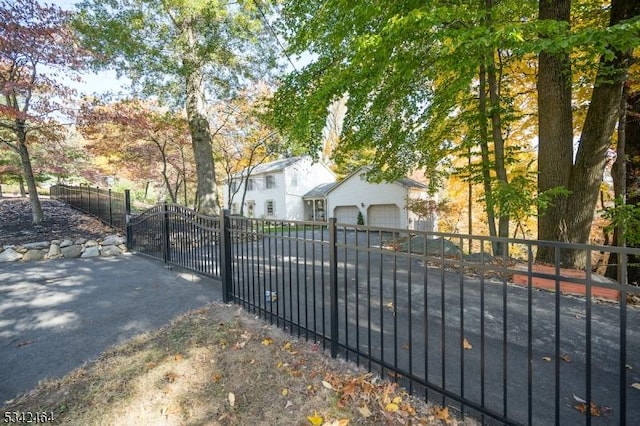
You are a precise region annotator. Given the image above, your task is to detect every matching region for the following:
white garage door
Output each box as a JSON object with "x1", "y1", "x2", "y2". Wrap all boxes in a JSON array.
[
  {"x1": 368, "y1": 204, "x2": 401, "y2": 229},
  {"x1": 334, "y1": 206, "x2": 360, "y2": 225}
]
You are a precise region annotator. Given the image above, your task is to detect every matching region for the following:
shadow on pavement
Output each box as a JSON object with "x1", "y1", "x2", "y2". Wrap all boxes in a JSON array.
[{"x1": 0, "y1": 255, "x2": 221, "y2": 403}]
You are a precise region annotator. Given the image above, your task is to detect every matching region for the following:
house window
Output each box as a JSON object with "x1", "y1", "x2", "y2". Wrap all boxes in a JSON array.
[
  {"x1": 247, "y1": 200, "x2": 255, "y2": 218},
  {"x1": 265, "y1": 199, "x2": 275, "y2": 216},
  {"x1": 231, "y1": 180, "x2": 238, "y2": 192},
  {"x1": 291, "y1": 174, "x2": 298, "y2": 187},
  {"x1": 247, "y1": 179, "x2": 255, "y2": 191},
  {"x1": 266, "y1": 175, "x2": 275, "y2": 189}
]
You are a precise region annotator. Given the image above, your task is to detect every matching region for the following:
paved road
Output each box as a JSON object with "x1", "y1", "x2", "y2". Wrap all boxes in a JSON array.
[
  {"x1": 0, "y1": 255, "x2": 221, "y2": 404},
  {"x1": 228, "y1": 230, "x2": 640, "y2": 425}
]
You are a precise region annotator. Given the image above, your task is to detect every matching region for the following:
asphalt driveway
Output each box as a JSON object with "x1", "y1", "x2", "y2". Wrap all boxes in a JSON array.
[{"x1": 0, "y1": 255, "x2": 221, "y2": 404}]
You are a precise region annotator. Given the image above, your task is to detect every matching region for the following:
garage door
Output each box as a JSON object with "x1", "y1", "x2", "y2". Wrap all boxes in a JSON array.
[
  {"x1": 368, "y1": 204, "x2": 401, "y2": 229},
  {"x1": 334, "y1": 206, "x2": 360, "y2": 225}
]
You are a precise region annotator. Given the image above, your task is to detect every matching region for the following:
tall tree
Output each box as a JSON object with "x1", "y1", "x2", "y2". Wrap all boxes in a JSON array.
[
  {"x1": 537, "y1": 0, "x2": 640, "y2": 266},
  {"x1": 272, "y1": 0, "x2": 538, "y2": 249},
  {"x1": 0, "y1": 0, "x2": 87, "y2": 224},
  {"x1": 73, "y1": 0, "x2": 277, "y2": 216}
]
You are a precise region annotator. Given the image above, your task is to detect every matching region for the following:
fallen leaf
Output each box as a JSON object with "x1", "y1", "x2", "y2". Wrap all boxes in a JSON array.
[
  {"x1": 228, "y1": 392, "x2": 235, "y2": 407},
  {"x1": 282, "y1": 388, "x2": 289, "y2": 396},
  {"x1": 385, "y1": 402, "x2": 400, "y2": 413},
  {"x1": 211, "y1": 373, "x2": 222, "y2": 383},
  {"x1": 401, "y1": 343, "x2": 410, "y2": 350},
  {"x1": 561, "y1": 354, "x2": 571, "y2": 363},
  {"x1": 434, "y1": 406, "x2": 450, "y2": 422},
  {"x1": 262, "y1": 337, "x2": 274, "y2": 346},
  {"x1": 392, "y1": 396, "x2": 402, "y2": 404},
  {"x1": 542, "y1": 356, "x2": 552, "y2": 362},
  {"x1": 463, "y1": 338, "x2": 472, "y2": 350},
  {"x1": 632, "y1": 383, "x2": 640, "y2": 390},
  {"x1": 402, "y1": 403, "x2": 417, "y2": 416},
  {"x1": 573, "y1": 394, "x2": 586, "y2": 404},
  {"x1": 285, "y1": 400, "x2": 293, "y2": 409},
  {"x1": 233, "y1": 341, "x2": 246, "y2": 350},
  {"x1": 385, "y1": 301, "x2": 395, "y2": 311},
  {"x1": 307, "y1": 411, "x2": 323, "y2": 426},
  {"x1": 173, "y1": 354, "x2": 183, "y2": 361},
  {"x1": 574, "y1": 401, "x2": 601, "y2": 416},
  {"x1": 283, "y1": 342, "x2": 292, "y2": 351},
  {"x1": 358, "y1": 405, "x2": 372, "y2": 418},
  {"x1": 322, "y1": 380, "x2": 334, "y2": 390},
  {"x1": 163, "y1": 372, "x2": 178, "y2": 383}
]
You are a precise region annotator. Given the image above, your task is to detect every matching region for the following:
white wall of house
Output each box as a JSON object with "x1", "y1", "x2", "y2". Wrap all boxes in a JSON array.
[
  {"x1": 224, "y1": 157, "x2": 335, "y2": 220},
  {"x1": 327, "y1": 170, "x2": 412, "y2": 228}
]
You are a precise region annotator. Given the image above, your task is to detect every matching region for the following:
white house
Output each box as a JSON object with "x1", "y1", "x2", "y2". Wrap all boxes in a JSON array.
[
  {"x1": 304, "y1": 166, "x2": 437, "y2": 231},
  {"x1": 224, "y1": 157, "x2": 336, "y2": 220}
]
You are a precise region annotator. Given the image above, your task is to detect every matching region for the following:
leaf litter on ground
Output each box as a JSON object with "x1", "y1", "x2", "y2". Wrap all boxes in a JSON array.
[{"x1": 2, "y1": 302, "x2": 477, "y2": 425}]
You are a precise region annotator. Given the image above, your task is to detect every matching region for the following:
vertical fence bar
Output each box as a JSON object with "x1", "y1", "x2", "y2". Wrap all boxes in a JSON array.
[
  {"x1": 108, "y1": 189, "x2": 113, "y2": 227},
  {"x1": 220, "y1": 209, "x2": 233, "y2": 303},
  {"x1": 619, "y1": 247, "x2": 628, "y2": 426},
  {"x1": 162, "y1": 202, "x2": 171, "y2": 264},
  {"x1": 329, "y1": 217, "x2": 338, "y2": 358},
  {"x1": 125, "y1": 190, "x2": 132, "y2": 249}
]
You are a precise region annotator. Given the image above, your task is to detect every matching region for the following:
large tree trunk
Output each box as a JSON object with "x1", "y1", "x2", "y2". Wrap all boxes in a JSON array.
[
  {"x1": 537, "y1": 0, "x2": 640, "y2": 268},
  {"x1": 536, "y1": 0, "x2": 573, "y2": 262},
  {"x1": 16, "y1": 125, "x2": 43, "y2": 225},
  {"x1": 184, "y1": 24, "x2": 220, "y2": 216},
  {"x1": 561, "y1": 0, "x2": 639, "y2": 268}
]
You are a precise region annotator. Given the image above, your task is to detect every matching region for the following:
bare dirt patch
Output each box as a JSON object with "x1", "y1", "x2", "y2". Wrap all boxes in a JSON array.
[
  {"x1": 1, "y1": 303, "x2": 473, "y2": 425},
  {"x1": 0, "y1": 196, "x2": 116, "y2": 247}
]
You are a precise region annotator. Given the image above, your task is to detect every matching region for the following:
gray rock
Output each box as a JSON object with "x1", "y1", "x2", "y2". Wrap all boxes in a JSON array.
[
  {"x1": 22, "y1": 249, "x2": 45, "y2": 261},
  {"x1": 81, "y1": 245, "x2": 100, "y2": 258},
  {"x1": 51, "y1": 240, "x2": 61, "y2": 245},
  {"x1": 75, "y1": 238, "x2": 87, "y2": 245},
  {"x1": 22, "y1": 241, "x2": 50, "y2": 250},
  {"x1": 61, "y1": 245, "x2": 82, "y2": 258},
  {"x1": 100, "y1": 245, "x2": 122, "y2": 257},
  {"x1": 85, "y1": 239, "x2": 99, "y2": 247},
  {"x1": 47, "y1": 243, "x2": 61, "y2": 259},
  {"x1": 101, "y1": 235, "x2": 125, "y2": 246},
  {"x1": 0, "y1": 248, "x2": 22, "y2": 262},
  {"x1": 60, "y1": 239, "x2": 73, "y2": 248}
]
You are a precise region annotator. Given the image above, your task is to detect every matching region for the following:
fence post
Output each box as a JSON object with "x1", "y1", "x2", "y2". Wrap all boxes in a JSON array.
[
  {"x1": 162, "y1": 202, "x2": 171, "y2": 264},
  {"x1": 125, "y1": 190, "x2": 132, "y2": 249},
  {"x1": 329, "y1": 217, "x2": 338, "y2": 358},
  {"x1": 220, "y1": 209, "x2": 234, "y2": 303},
  {"x1": 108, "y1": 189, "x2": 113, "y2": 227}
]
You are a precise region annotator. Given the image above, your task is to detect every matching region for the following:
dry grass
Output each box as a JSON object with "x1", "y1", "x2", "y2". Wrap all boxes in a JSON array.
[{"x1": 2, "y1": 303, "x2": 475, "y2": 425}]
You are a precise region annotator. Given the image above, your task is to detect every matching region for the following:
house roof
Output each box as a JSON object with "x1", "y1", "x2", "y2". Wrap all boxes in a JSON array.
[
  {"x1": 303, "y1": 166, "x2": 428, "y2": 199},
  {"x1": 303, "y1": 182, "x2": 337, "y2": 198},
  {"x1": 232, "y1": 157, "x2": 302, "y2": 178},
  {"x1": 397, "y1": 177, "x2": 428, "y2": 189}
]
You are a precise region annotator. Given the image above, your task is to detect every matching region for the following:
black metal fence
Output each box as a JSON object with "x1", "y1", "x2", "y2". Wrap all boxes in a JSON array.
[
  {"x1": 50, "y1": 184, "x2": 130, "y2": 231},
  {"x1": 124, "y1": 204, "x2": 640, "y2": 425}
]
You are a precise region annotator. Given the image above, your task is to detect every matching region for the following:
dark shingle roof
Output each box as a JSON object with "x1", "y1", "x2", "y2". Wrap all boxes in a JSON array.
[{"x1": 303, "y1": 182, "x2": 338, "y2": 198}]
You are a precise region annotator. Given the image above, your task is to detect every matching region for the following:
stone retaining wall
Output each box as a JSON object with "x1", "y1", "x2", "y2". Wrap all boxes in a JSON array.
[{"x1": 0, "y1": 235, "x2": 128, "y2": 263}]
